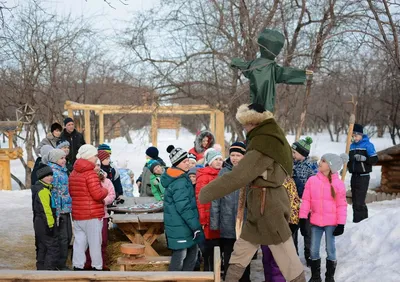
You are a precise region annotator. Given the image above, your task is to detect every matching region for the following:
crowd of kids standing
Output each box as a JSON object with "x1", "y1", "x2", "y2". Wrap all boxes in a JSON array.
[{"x1": 31, "y1": 103, "x2": 377, "y2": 282}]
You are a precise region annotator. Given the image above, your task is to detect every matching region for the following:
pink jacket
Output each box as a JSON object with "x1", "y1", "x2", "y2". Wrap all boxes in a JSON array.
[
  {"x1": 299, "y1": 172, "x2": 347, "y2": 227},
  {"x1": 101, "y1": 178, "x2": 116, "y2": 219}
]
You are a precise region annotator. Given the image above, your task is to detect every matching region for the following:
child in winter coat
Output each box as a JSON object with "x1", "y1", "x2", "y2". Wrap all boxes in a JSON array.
[
  {"x1": 98, "y1": 150, "x2": 124, "y2": 200},
  {"x1": 299, "y1": 153, "x2": 348, "y2": 282},
  {"x1": 117, "y1": 159, "x2": 134, "y2": 197},
  {"x1": 48, "y1": 149, "x2": 72, "y2": 270},
  {"x1": 161, "y1": 145, "x2": 204, "y2": 271},
  {"x1": 187, "y1": 166, "x2": 201, "y2": 271},
  {"x1": 348, "y1": 124, "x2": 378, "y2": 223},
  {"x1": 291, "y1": 136, "x2": 318, "y2": 265},
  {"x1": 210, "y1": 142, "x2": 251, "y2": 282},
  {"x1": 149, "y1": 160, "x2": 165, "y2": 201},
  {"x1": 56, "y1": 140, "x2": 73, "y2": 173},
  {"x1": 31, "y1": 163, "x2": 59, "y2": 270},
  {"x1": 85, "y1": 161, "x2": 116, "y2": 271},
  {"x1": 195, "y1": 148, "x2": 223, "y2": 271}
]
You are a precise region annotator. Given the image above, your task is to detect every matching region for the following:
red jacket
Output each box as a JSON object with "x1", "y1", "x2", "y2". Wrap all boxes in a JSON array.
[
  {"x1": 196, "y1": 166, "x2": 221, "y2": 239},
  {"x1": 189, "y1": 147, "x2": 204, "y2": 162},
  {"x1": 69, "y1": 159, "x2": 108, "y2": 220}
]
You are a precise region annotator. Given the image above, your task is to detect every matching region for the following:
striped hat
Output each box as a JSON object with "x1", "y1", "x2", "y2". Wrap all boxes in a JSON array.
[{"x1": 167, "y1": 145, "x2": 188, "y2": 167}]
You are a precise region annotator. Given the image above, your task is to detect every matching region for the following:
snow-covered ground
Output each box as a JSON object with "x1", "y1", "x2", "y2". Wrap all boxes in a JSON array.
[
  {"x1": 4, "y1": 126, "x2": 396, "y2": 192},
  {"x1": 1, "y1": 189, "x2": 399, "y2": 281}
]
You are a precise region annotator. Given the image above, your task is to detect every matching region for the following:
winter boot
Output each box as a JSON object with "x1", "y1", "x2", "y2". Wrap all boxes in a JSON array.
[
  {"x1": 73, "y1": 267, "x2": 84, "y2": 271},
  {"x1": 325, "y1": 260, "x2": 337, "y2": 282},
  {"x1": 308, "y1": 259, "x2": 322, "y2": 282},
  {"x1": 225, "y1": 264, "x2": 246, "y2": 282}
]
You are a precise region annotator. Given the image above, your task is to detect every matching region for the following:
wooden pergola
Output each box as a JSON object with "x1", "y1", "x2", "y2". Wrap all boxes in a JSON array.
[{"x1": 64, "y1": 101, "x2": 225, "y2": 153}]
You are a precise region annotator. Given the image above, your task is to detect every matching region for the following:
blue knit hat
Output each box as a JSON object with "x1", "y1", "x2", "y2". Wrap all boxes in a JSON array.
[
  {"x1": 98, "y1": 143, "x2": 112, "y2": 154},
  {"x1": 56, "y1": 140, "x2": 70, "y2": 149}
]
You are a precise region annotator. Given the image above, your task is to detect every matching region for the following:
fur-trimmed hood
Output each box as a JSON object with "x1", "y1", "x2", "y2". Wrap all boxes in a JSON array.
[
  {"x1": 236, "y1": 104, "x2": 274, "y2": 125},
  {"x1": 193, "y1": 130, "x2": 215, "y2": 154}
]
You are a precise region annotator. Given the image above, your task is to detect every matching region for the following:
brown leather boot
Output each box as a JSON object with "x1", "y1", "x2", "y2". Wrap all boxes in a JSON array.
[{"x1": 225, "y1": 264, "x2": 246, "y2": 282}]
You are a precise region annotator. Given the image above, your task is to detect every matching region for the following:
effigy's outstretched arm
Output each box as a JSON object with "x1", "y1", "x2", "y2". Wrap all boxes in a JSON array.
[
  {"x1": 275, "y1": 65, "x2": 307, "y2": 85},
  {"x1": 231, "y1": 58, "x2": 252, "y2": 78}
]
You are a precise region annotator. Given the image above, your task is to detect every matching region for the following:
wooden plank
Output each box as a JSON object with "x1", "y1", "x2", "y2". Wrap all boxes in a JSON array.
[
  {"x1": 117, "y1": 256, "x2": 171, "y2": 266},
  {"x1": 0, "y1": 121, "x2": 19, "y2": 131},
  {"x1": 99, "y1": 111, "x2": 104, "y2": 145},
  {"x1": 215, "y1": 110, "x2": 225, "y2": 154},
  {"x1": 151, "y1": 111, "x2": 158, "y2": 146},
  {"x1": 84, "y1": 109, "x2": 91, "y2": 144},
  {"x1": 0, "y1": 270, "x2": 215, "y2": 281},
  {"x1": 209, "y1": 111, "x2": 216, "y2": 134},
  {"x1": 138, "y1": 213, "x2": 164, "y2": 223},
  {"x1": 112, "y1": 214, "x2": 139, "y2": 224},
  {"x1": 213, "y1": 247, "x2": 221, "y2": 282}
]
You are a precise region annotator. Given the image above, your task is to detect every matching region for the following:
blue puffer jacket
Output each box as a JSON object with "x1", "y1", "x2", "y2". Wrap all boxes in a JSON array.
[
  {"x1": 293, "y1": 157, "x2": 318, "y2": 198},
  {"x1": 210, "y1": 159, "x2": 246, "y2": 239},
  {"x1": 161, "y1": 167, "x2": 204, "y2": 250},
  {"x1": 349, "y1": 135, "x2": 378, "y2": 174},
  {"x1": 48, "y1": 162, "x2": 72, "y2": 217}
]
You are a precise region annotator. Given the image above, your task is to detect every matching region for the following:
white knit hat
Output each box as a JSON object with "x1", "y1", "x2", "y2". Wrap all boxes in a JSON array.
[
  {"x1": 204, "y1": 148, "x2": 223, "y2": 165},
  {"x1": 48, "y1": 149, "x2": 66, "y2": 163},
  {"x1": 40, "y1": 145, "x2": 54, "y2": 165},
  {"x1": 76, "y1": 144, "x2": 98, "y2": 160}
]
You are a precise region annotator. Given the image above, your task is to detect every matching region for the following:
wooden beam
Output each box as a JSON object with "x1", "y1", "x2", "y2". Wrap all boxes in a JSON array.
[
  {"x1": 213, "y1": 247, "x2": 221, "y2": 282},
  {"x1": 151, "y1": 110, "x2": 158, "y2": 147},
  {"x1": 0, "y1": 270, "x2": 215, "y2": 281},
  {"x1": 101, "y1": 109, "x2": 213, "y2": 115},
  {"x1": 99, "y1": 111, "x2": 104, "y2": 145},
  {"x1": 209, "y1": 111, "x2": 216, "y2": 133},
  {"x1": 215, "y1": 110, "x2": 225, "y2": 154},
  {"x1": 84, "y1": 110, "x2": 91, "y2": 144}
]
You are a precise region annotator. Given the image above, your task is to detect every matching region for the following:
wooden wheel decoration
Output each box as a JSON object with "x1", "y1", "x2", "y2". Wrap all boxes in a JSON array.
[{"x1": 16, "y1": 104, "x2": 36, "y2": 125}]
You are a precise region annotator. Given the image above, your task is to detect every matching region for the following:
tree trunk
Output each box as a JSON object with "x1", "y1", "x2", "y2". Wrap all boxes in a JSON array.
[{"x1": 11, "y1": 173, "x2": 26, "y2": 190}]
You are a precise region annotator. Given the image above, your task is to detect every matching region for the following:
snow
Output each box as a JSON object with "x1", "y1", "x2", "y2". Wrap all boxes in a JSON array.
[{"x1": 0, "y1": 188, "x2": 399, "y2": 281}]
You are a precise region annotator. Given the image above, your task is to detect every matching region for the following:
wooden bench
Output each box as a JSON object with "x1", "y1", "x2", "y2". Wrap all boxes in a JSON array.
[{"x1": 0, "y1": 248, "x2": 221, "y2": 282}]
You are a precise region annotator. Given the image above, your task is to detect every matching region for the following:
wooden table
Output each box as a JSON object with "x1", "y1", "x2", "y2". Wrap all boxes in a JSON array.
[
  {"x1": 112, "y1": 213, "x2": 164, "y2": 257},
  {"x1": 108, "y1": 197, "x2": 163, "y2": 214}
]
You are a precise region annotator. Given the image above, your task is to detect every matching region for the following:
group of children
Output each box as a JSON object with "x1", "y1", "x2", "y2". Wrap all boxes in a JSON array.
[
  {"x1": 31, "y1": 118, "x2": 377, "y2": 281},
  {"x1": 31, "y1": 125, "x2": 127, "y2": 271}
]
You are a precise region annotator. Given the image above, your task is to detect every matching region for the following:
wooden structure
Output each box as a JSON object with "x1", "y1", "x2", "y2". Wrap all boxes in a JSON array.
[
  {"x1": 64, "y1": 101, "x2": 225, "y2": 153},
  {"x1": 0, "y1": 256, "x2": 221, "y2": 281},
  {"x1": 375, "y1": 144, "x2": 400, "y2": 193},
  {"x1": 118, "y1": 243, "x2": 170, "y2": 271},
  {"x1": 0, "y1": 121, "x2": 23, "y2": 190},
  {"x1": 112, "y1": 212, "x2": 164, "y2": 257},
  {"x1": 157, "y1": 116, "x2": 181, "y2": 139}
]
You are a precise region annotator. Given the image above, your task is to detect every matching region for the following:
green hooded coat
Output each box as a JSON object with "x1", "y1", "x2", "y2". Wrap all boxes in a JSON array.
[{"x1": 231, "y1": 29, "x2": 306, "y2": 112}]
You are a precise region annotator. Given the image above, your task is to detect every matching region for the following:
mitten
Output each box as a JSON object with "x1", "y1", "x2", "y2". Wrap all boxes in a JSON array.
[
  {"x1": 333, "y1": 224, "x2": 344, "y2": 236},
  {"x1": 299, "y1": 218, "x2": 307, "y2": 236}
]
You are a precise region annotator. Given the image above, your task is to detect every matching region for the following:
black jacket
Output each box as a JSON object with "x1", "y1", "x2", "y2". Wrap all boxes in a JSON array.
[
  {"x1": 101, "y1": 164, "x2": 124, "y2": 198},
  {"x1": 60, "y1": 129, "x2": 85, "y2": 168}
]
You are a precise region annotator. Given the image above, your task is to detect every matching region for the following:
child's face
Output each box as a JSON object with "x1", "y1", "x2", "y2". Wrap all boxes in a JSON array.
[
  {"x1": 318, "y1": 158, "x2": 331, "y2": 174},
  {"x1": 201, "y1": 136, "x2": 209, "y2": 148},
  {"x1": 230, "y1": 152, "x2": 244, "y2": 166},
  {"x1": 94, "y1": 163, "x2": 101, "y2": 173},
  {"x1": 210, "y1": 157, "x2": 223, "y2": 169},
  {"x1": 61, "y1": 146, "x2": 70, "y2": 156},
  {"x1": 154, "y1": 165, "x2": 164, "y2": 175},
  {"x1": 352, "y1": 133, "x2": 363, "y2": 143},
  {"x1": 189, "y1": 174, "x2": 196, "y2": 185},
  {"x1": 188, "y1": 159, "x2": 196, "y2": 168},
  {"x1": 56, "y1": 156, "x2": 67, "y2": 167},
  {"x1": 292, "y1": 149, "x2": 305, "y2": 161},
  {"x1": 101, "y1": 157, "x2": 111, "y2": 166},
  {"x1": 53, "y1": 129, "x2": 61, "y2": 138},
  {"x1": 42, "y1": 175, "x2": 53, "y2": 184}
]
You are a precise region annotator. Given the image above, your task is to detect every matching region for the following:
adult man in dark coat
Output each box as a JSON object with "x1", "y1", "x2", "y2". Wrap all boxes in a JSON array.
[
  {"x1": 60, "y1": 117, "x2": 85, "y2": 171},
  {"x1": 199, "y1": 104, "x2": 305, "y2": 282}
]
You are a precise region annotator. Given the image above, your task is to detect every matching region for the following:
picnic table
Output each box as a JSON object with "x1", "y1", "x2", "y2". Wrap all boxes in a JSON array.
[
  {"x1": 108, "y1": 197, "x2": 163, "y2": 214},
  {"x1": 111, "y1": 200, "x2": 164, "y2": 257}
]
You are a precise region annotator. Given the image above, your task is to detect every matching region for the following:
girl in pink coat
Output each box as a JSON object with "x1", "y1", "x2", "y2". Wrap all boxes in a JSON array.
[{"x1": 299, "y1": 153, "x2": 348, "y2": 282}]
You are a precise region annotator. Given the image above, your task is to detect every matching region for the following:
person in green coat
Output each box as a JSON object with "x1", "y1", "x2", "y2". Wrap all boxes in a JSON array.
[
  {"x1": 199, "y1": 104, "x2": 306, "y2": 282},
  {"x1": 161, "y1": 145, "x2": 204, "y2": 271},
  {"x1": 231, "y1": 29, "x2": 311, "y2": 112},
  {"x1": 148, "y1": 160, "x2": 165, "y2": 201}
]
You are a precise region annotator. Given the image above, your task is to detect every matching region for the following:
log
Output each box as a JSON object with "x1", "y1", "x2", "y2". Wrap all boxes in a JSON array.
[
  {"x1": 117, "y1": 256, "x2": 170, "y2": 266},
  {"x1": 0, "y1": 270, "x2": 215, "y2": 281},
  {"x1": 120, "y1": 244, "x2": 145, "y2": 255},
  {"x1": 381, "y1": 165, "x2": 400, "y2": 172}
]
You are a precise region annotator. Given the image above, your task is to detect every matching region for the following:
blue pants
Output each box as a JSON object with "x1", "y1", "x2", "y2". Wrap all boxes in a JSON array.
[{"x1": 310, "y1": 225, "x2": 336, "y2": 261}]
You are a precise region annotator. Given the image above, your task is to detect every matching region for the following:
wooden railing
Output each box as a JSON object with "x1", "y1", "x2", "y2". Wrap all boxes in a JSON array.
[{"x1": 0, "y1": 248, "x2": 221, "y2": 282}]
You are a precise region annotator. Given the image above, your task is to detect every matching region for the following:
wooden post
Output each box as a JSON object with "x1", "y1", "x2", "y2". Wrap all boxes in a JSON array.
[
  {"x1": 151, "y1": 109, "x2": 158, "y2": 146},
  {"x1": 213, "y1": 247, "x2": 221, "y2": 282},
  {"x1": 84, "y1": 110, "x2": 91, "y2": 144},
  {"x1": 215, "y1": 110, "x2": 225, "y2": 154},
  {"x1": 0, "y1": 159, "x2": 12, "y2": 190},
  {"x1": 209, "y1": 111, "x2": 216, "y2": 133},
  {"x1": 8, "y1": 131, "x2": 13, "y2": 149},
  {"x1": 99, "y1": 111, "x2": 104, "y2": 145}
]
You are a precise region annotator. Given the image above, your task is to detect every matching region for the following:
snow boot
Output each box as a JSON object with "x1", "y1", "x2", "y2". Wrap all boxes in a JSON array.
[
  {"x1": 325, "y1": 260, "x2": 337, "y2": 282},
  {"x1": 308, "y1": 259, "x2": 322, "y2": 282},
  {"x1": 225, "y1": 264, "x2": 246, "y2": 282}
]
